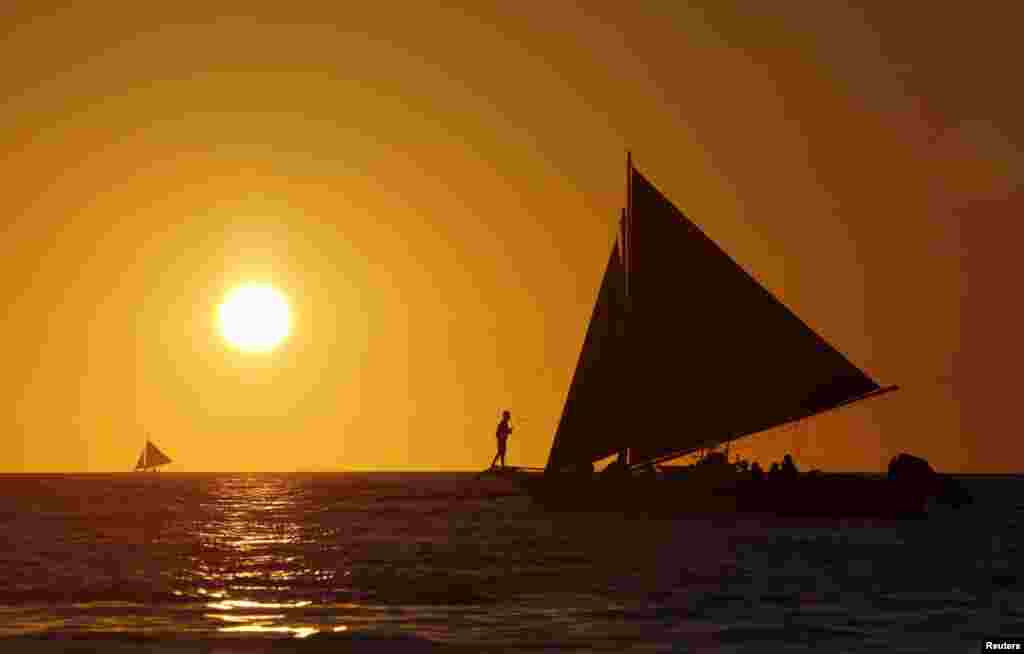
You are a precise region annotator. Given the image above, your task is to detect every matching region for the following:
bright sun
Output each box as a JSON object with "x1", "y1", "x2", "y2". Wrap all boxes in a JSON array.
[{"x1": 217, "y1": 284, "x2": 292, "y2": 352}]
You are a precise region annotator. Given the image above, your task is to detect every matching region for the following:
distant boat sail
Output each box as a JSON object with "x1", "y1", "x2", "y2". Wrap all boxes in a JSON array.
[
  {"x1": 546, "y1": 154, "x2": 895, "y2": 474},
  {"x1": 134, "y1": 439, "x2": 173, "y2": 471}
]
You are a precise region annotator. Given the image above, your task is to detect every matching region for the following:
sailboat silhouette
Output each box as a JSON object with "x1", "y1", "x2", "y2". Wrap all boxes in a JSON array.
[
  {"x1": 134, "y1": 438, "x2": 173, "y2": 472},
  {"x1": 499, "y1": 153, "x2": 930, "y2": 518}
]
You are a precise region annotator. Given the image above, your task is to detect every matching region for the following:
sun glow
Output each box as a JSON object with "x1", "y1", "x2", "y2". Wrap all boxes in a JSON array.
[{"x1": 218, "y1": 284, "x2": 292, "y2": 352}]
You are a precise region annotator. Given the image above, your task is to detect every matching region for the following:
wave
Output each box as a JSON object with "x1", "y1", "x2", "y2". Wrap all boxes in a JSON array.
[{"x1": 1, "y1": 631, "x2": 464, "y2": 653}]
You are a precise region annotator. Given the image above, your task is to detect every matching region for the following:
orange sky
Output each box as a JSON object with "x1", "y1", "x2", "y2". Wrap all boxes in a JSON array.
[{"x1": 2, "y1": 3, "x2": 1015, "y2": 472}]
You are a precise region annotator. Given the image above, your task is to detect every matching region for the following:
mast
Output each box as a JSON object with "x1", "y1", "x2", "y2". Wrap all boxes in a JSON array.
[
  {"x1": 622, "y1": 150, "x2": 633, "y2": 468},
  {"x1": 625, "y1": 150, "x2": 632, "y2": 299}
]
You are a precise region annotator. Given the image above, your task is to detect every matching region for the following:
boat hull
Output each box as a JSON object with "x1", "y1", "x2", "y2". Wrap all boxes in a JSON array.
[{"x1": 513, "y1": 472, "x2": 930, "y2": 519}]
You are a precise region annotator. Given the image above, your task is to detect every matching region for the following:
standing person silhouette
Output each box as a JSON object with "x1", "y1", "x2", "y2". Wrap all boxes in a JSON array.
[{"x1": 490, "y1": 410, "x2": 513, "y2": 470}]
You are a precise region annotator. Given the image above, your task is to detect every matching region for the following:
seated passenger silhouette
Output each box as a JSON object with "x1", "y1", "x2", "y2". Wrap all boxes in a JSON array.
[
  {"x1": 750, "y1": 461, "x2": 765, "y2": 481},
  {"x1": 781, "y1": 453, "x2": 799, "y2": 480}
]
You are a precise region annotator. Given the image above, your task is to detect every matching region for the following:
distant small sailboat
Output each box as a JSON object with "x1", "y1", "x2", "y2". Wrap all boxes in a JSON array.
[{"x1": 134, "y1": 439, "x2": 173, "y2": 472}]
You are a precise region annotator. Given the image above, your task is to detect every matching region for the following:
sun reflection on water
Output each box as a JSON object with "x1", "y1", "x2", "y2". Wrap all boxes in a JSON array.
[
  {"x1": 206, "y1": 599, "x2": 312, "y2": 610},
  {"x1": 205, "y1": 613, "x2": 285, "y2": 623},
  {"x1": 204, "y1": 598, "x2": 331, "y2": 639},
  {"x1": 186, "y1": 476, "x2": 351, "y2": 639},
  {"x1": 217, "y1": 624, "x2": 319, "y2": 638}
]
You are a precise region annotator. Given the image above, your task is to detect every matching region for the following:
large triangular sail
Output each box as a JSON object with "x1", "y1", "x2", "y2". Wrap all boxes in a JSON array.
[
  {"x1": 545, "y1": 156, "x2": 892, "y2": 472},
  {"x1": 546, "y1": 241, "x2": 628, "y2": 472},
  {"x1": 135, "y1": 440, "x2": 172, "y2": 470},
  {"x1": 626, "y1": 166, "x2": 882, "y2": 465}
]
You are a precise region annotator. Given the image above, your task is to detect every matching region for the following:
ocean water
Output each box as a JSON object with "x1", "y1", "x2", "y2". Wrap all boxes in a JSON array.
[{"x1": 0, "y1": 472, "x2": 1021, "y2": 653}]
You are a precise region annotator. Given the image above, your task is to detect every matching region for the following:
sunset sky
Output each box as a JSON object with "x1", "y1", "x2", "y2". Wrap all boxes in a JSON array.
[{"x1": 3, "y1": 3, "x2": 1016, "y2": 472}]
